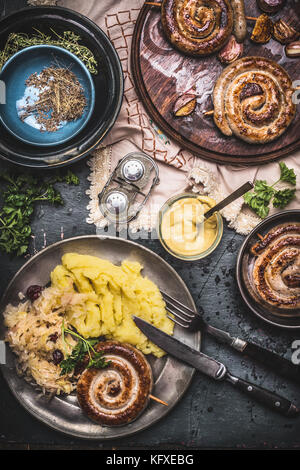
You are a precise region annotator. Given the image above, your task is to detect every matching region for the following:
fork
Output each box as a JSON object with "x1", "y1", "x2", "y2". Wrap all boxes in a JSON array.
[{"x1": 161, "y1": 290, "x2": 300, "y2": 384}]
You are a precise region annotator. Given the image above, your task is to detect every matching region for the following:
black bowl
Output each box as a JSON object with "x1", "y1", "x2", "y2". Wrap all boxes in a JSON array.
[
  {"x1": 0, "y1": 6, "x2": 123, "y2": 169},
  {"x1": 236, "y1": 210, "x2": 300, "y2": 329}
]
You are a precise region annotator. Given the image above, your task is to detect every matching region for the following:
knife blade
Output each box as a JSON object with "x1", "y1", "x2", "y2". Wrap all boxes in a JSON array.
[
  {"x1": 133, "y1": 316, "x2": 299, "y2": 417},
  {"x1": 134, "y1": 316, "x2": 226, "y2": 380}
]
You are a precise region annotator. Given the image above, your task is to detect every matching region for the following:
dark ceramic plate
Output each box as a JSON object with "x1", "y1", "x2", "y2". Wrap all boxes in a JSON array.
[
  {"x1": 0, "y1": 6, "x2": 123, "y2": 169},
  {"x1": 236, "y1": 210, "x2": 300, "y2": 329}
]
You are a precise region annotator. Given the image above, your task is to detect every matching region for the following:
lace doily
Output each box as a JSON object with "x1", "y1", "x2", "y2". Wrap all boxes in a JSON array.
[
  {"x1": 187, "y1": 164, "x2": 260, "y2": 236},
  {"x1": 86, "y1": 148, "x2": 260, "y2": 235},
  {"x1": 86, "y1": 146, "x2": 161, "y2": 233}
]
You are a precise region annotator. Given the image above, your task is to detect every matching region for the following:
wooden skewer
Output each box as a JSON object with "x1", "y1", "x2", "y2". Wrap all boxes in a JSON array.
[
  {"x1": 145, "y1": 2, "x2": 161, "y2": 6},
  {"x1": 245, "y1": 15, "x2": 289, "y2": 22},
  {"x1": 149, "y1": 394, "x2": 168, "y2": 406}
]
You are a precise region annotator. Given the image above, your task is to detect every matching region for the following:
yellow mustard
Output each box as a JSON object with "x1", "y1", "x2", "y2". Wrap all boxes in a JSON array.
[{"x1": 160, "y1": 195, "x2": 218, "y2": 257}]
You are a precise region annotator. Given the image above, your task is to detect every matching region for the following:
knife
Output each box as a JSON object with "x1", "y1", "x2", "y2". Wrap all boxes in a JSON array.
[
  {"x1": 201, "y1": 322, "x2": 300, "y2": 385},
  {"x1": 133, "y1": 316, "x2": 299, "y2": 417},
  {"x1": 161, "y1": 290, "x2": 300, "y2": 385}
]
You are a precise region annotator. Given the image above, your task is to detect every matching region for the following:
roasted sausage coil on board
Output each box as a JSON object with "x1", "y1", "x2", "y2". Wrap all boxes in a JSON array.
[
  {"x1": 251, "y1": 223, "x2": 300, "y2": 309},
  {"x1": 213, "y1": 57, "x2": 296, "y2": 144},
  {"x1": 77, "y1": 341, "x2": 153, "y2": 426},
  {"x1": 161, "y1": 0, "x2": 234, "y2": 56},
  {"x1": 160, "y1": 0, "x2": 246, "y2": 56}
]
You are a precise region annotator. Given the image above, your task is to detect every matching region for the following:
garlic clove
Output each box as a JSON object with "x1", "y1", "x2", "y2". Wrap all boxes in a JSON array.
[
  {"x1": 173, "y1": 93, "x2": 197, "y2": 117},
  {"x1": 218, "y1": 35, "x2": 244, "y2": 64},
  {"x1": 251, "y1": 14, "x2": 274, "y2": 44},
  {"x1": 257, "y1": 0, "x2": 286, "y2": 14},
  {"x1": 273, "y1": 19, "x2": 300, "y2": 44},
  {"x1": 285, "y1": 41, "x2": 300, "y2": 57}
]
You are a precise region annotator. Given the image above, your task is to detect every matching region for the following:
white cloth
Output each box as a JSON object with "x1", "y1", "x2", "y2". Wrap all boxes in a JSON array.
[{"x1": 30, "y1": 0, "x2": 300, "y2": 234}]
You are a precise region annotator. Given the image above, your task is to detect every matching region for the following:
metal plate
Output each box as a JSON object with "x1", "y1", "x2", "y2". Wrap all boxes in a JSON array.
[
  {"x1": 0, "y1": 236, "x2": 200, "y2": 439},
  {"x1": 236, "y1": 210, "x2": 300, "y2": 329}
]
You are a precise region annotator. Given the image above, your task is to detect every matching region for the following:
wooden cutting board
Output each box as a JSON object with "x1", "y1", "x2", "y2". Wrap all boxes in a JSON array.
[{"x1": 131, "y1": 0, "x2": 300, "y2": 165}]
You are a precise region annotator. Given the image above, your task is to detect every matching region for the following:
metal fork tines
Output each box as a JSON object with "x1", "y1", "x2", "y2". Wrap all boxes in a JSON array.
[{"x1": 161, "y1": 290, "x2": 201, "y2": 329}]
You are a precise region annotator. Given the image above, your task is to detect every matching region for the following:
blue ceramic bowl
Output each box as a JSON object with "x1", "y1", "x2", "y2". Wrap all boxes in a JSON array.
[{"x1": 0, "y1": 45, "x2": 95, "y2": 147}]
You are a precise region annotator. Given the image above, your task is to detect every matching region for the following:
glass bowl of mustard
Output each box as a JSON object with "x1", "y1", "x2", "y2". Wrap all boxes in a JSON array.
[{"x1": 158, "y1": 193, "x2": 223, "y2": 261}]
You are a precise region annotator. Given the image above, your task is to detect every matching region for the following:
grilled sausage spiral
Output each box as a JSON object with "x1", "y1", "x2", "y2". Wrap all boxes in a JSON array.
[
  {"x1": 161, "y1": 0, "x2": 234, "y2": 56},
  {"x1": 77, "y1": 342, "x2": 153, "y2": 426},
  {"x1": 213, "y1": 57, "x2": 296, "y2": 144},
  {"x1": 251, "y1": 223, "x2": 300, "y2": 309}
]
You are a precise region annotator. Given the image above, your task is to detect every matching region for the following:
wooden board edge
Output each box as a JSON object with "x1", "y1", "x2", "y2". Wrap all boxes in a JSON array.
[{"x1": 131, "y1": 4, "x2": 300, "y2": 166}]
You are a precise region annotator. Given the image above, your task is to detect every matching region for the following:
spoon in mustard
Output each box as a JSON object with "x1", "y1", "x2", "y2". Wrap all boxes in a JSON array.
[{"x1": 198, "y1": 180, "x2": 254, "y2": 226}]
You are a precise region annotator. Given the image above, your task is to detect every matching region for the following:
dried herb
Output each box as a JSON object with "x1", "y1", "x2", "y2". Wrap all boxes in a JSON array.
[
  {"x1": 0, "y1": 29, "x2": 98, "y2": 74},
  {"x1": 244, "y1": 161, "x2": 297, "y2": 218},
  {"x1": 0, "y1": 170, "x2": 79, "y2": 256},
  {"x1": 20, "y1": 66, "x2": 87, "y2": 132}
]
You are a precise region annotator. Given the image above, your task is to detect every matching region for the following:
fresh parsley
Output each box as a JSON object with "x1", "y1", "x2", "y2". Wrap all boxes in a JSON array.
[
  {"x1": 60, "y1": 324, "x2": 109, "y2": 376},
  {"x1": 244, "y1": 162, "x2": 297, "y2": 218},
  {"x1": 273, "y1": 188, "x2": 296, "y2": 209},
  {"x1": 64, "y1": 170, "x2": 80, "y2": 186},
  {"x1": 278, "y1": 162, "x2": 296, "y2": 186},
  {"x1": 0, "y1": 170, "x2": 79, "y2": 256}
]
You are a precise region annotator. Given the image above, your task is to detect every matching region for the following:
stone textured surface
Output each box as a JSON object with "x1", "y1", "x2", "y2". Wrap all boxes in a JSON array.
[{"x1": 1, "y1": 0, "x2": 300, "y2": 450}]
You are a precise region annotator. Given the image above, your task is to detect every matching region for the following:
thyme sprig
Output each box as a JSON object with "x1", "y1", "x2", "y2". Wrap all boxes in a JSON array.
[{"x1": 0, "y1": 29, "x2": 98, "y2": 74}]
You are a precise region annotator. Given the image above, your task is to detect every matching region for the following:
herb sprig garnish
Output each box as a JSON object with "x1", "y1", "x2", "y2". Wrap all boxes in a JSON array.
[
  {"x1": 60, "y1": 323, "x2": 109, "y2": 376},
  {"x1": 244, "y1": 162, "x2": 297, "y2": 219},
  {"x1": 0, "y1": 170, "x2": 79, "y2": 256},
  {"x1": 0, "y1": 29, "x2": 98, "y2": 74}
]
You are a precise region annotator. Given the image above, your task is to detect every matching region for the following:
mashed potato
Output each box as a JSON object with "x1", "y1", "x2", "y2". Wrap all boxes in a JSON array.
[
  {"x1": 51, "y1": 253, "x2": 174, "y2": 357},
  {"x1": 4, "y1": 253, "x2": 173, "y2": 394}
]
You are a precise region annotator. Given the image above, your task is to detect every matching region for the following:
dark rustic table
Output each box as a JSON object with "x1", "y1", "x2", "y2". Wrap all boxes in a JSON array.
[{"x1": 0, "y1": 0, "x2": 300, "y2": 451}]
